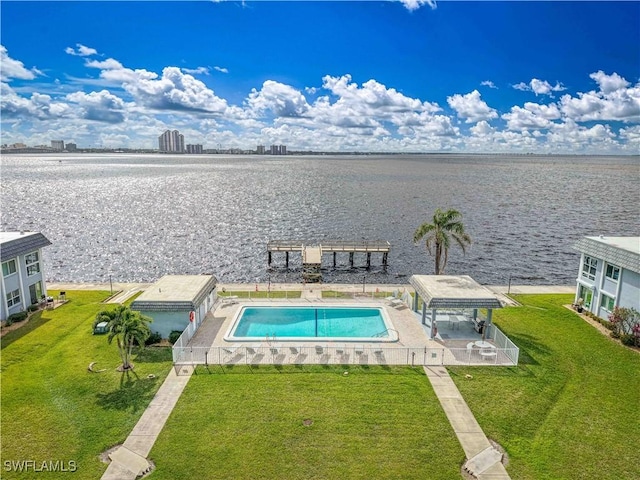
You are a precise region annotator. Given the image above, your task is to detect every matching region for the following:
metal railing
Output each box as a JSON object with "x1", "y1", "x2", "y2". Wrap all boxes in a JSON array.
[{"x1": 173, "y1": 344, "x2": 518, "y2": 371}]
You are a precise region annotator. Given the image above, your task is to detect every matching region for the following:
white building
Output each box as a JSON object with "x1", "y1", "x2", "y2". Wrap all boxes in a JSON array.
[
  {"x1": 573, "y1": 236, "x2": 640, "y2": 319},
  {"x1": 158, "y1": 130, "x2": 185, "y2": 153},
  {"x1": 1, "y1": 232, "x2": 52, "y2": 321},
  {"x1": 186, "y1": 144, "x2": 203, "y2": 154},
  {"x1": 131, "y1": 275, "x2": 218, "y2": 338},
  {"x1": 51, "y1": 140, "x2": 64, "y2": 151}
]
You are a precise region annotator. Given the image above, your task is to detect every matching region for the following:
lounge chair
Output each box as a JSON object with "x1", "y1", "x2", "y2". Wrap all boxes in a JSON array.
[
  {"x1": 315, "y1": 345, "x2": 324, "y2": 355},
  {"x1": 289, "y1": 346, "x2": 299, "y2": 355},
  {"x1": 385, "y1": 290, "x2": 400, "y2": 303}
]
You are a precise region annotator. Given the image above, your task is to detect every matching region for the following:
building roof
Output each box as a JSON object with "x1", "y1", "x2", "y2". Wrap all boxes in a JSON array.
[
  {"x1": 409, "y1": 275, "x2": 503, "y2": 309},
  {"x1": 0, "y1": 232, "x2": 52, "y2": 262},
  {"x1": 131, "y1": 275, "x2": 217, "y2": 311},
  {"x1": 573, "y1": 236, "x2": 640, "y2": 274}
]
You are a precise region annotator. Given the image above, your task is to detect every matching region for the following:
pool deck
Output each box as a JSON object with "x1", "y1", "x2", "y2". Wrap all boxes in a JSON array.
[{"x1": 190, "y1": 297, "x2": 434, "y2": 350}]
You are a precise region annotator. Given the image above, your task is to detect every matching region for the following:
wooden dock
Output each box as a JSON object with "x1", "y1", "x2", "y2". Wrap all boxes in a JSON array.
[{"x1": 267, "y1": 240, "x2": 391, "y2": 282}]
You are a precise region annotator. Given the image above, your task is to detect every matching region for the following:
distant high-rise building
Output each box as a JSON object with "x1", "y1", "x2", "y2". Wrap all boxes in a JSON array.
[
  {"x1": 186, "y1": 144, "x2": 203, "y2": 154},
  {"x1": 66, "y1": 143, "x2": 77, "y2": 152},
  {"x1": 269, "y1": 144, "x2": 287, "y2": 155},
  {"x1": 158, "y1": 130, "x2": 185, "y2": 153},
  {"x1": 51, "y1": 140, "x2": 64, "y2": 151},
  {"x1": 257, "y1": 145, "x2": 266, "y2": 154}
]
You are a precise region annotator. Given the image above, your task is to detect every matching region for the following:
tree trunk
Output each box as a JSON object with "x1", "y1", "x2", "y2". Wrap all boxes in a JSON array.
[{"x1": 435, "y1": 242, "x2": 441, "y2": 274}]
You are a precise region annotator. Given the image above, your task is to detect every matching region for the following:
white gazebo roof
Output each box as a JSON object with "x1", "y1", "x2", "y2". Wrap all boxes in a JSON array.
[{"x1": 409, "y1": 275, "x2": 502, "y2": 309}]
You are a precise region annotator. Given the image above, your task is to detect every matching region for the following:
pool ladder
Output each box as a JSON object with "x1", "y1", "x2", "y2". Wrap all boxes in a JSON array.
[{"x1": 372, "y1": 328, "x2": 399, "y2": 338}]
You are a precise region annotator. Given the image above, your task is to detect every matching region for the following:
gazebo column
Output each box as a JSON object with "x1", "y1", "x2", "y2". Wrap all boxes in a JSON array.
[
  {"x1": 486, "y1": 309, "x2": 493, "y2": 327},
  {"x1": 421, "y1": 303, "x2": 427, "y2": 325},
  {"x1": 413, "y1": 292, "x2": 418, "y2": 312},
  {"x1": 431, "y1": 309, "x2": 437, "y2": 338},
  {"x1": 473, "y1": 308, "x2": 478, "y2": 321}
]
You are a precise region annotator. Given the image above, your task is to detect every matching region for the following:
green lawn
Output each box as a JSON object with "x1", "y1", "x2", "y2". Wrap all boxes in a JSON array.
[
  {"x1": 449, "y1": 294, "x2": 640, "y2": 480},
  {"x1": 0, "y1": 291, "x2": 174, "y2": 480},
  {"x1": 149, "y1": 366, "x2": 464, "y2": 480},
  {"x1": 3, "y1": 292, "x2": 638, "y2": 480}
]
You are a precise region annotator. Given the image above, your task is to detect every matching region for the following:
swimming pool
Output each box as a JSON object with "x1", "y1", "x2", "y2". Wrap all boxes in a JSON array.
[{"x1": 224, "y1": 305, "x2": 397, "y2": 342}]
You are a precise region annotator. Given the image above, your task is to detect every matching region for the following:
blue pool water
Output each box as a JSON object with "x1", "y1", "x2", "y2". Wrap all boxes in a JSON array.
[{"x1": 228, "y1": 306, "x2": 392, "y2": 340}]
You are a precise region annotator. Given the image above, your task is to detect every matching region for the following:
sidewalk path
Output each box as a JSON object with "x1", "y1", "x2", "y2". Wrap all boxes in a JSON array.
[
  {"x1": 424, "y1": 366, "x2": 511, "y2": 480},
  {"x1": 100, "y1": 367, "x2": 192, "y2": 480}
]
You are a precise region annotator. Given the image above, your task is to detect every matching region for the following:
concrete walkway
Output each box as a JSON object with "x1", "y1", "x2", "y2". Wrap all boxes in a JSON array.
[
  {"x1": 424, "y1": 366, "x2": 511, "y2": 480},
  {"x1": 100, "y1": 367, "x2": 192, "y2": 480}
]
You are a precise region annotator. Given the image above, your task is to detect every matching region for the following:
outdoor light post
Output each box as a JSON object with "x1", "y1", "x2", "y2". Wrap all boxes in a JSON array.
[
  {"x1": 362, "y1": 275, "x2": 366, "y2": 293},
  {"x1": 109, "y1": 274, "x2": 113, "y2": 295}
]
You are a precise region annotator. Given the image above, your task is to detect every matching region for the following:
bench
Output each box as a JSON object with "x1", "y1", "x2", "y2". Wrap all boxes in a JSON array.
[{"x1": 480, "y1": 350, "x2": 497, "y2": 360}]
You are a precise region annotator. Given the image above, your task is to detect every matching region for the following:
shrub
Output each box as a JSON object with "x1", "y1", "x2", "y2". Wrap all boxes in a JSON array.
[
  {"x1": 27, "y1": 304, "x2": 40, "y2": 312},
  {"x1": 145, "y1": 331, "x2": 162, "y2": 346},
  {"x1": 8, "y1": 312, "x2": 28, "y2": 323},
  {"x1": 620, "y1": 334, "x2": 636, "y2": 346},
  {"x1": 168, "y1": 330, "x2": 182, "y2": 344}
]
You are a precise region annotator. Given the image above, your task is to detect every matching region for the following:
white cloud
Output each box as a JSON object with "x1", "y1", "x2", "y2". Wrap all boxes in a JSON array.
[
  {"x1": 66, "y1": 90, "x2": 127, "y2": 123},
  {"x1": 0, "y1": 45, "x2": 40, "y2": 81},
  {"x1": 213, "y1": 66, "x2": 229, "y2": 74},
  {"x1": 513, "y1": 78, "x2": 566, "y2": 96},
  {"x1": 1, "y1": 82, "x2": 72, "y2": 119},
  {"x1": 523, "y1": 102, "x2": 561, "y2": 120},
  {"x1": 447, "y1": 90, "x2": 498, "y2": 123},
  {"x1": 470, "y1": 120, "x2": 495, "y2": 136},
  {"x1": 398, "y1": 0, "x2": 437, "y2": 11},
  {"x1": 182, "y1": 66, "x2": 211, "y2": 75},
  {"x1": 65, "y1": 44, "x2": 98, "y2": 57},
  {"x1": 247, "y1": 80, "x2": 310, "y2": 117},
  {"x1": 559, "y1": 72, "x2": 640, "y2": 123},
  {"x1": 322, "y1": 75, "x2": 429, "y2": 113},
  {"x1": 480, "y1": 80, "x2": 497, "y2": 89},
  {"x1": 86, "y1": 59, "x2": 228, "y2": 114},
  {"x1": 589, "y1": 70, "x2": 630, "y2": 94},
  {"x1": 502, "y1": 105, "x2": 555, "y2": 131},
  {"x1": 546, "y1": 120, "x2": 617, "y2": 150}
]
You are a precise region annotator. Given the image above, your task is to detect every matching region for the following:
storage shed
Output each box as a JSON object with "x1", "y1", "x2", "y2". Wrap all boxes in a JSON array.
[{"x1": 131, "y1": 275, "x2": 218, "y2": 339}]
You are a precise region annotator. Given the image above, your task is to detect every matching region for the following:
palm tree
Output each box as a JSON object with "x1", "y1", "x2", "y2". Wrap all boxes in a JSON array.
[
  {"x1": 94, "y1": 305, "x2": 152, "y2": 370},
  {"x1": 413, "y1": 208, "x2": 472, "y2": 275}
]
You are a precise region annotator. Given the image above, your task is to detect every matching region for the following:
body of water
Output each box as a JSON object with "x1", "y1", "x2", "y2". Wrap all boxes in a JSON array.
[{"x1": 2, "y1": 153, "x2": 638, "y2": 286}]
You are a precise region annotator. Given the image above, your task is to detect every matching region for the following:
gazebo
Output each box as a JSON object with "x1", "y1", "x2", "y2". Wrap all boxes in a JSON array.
[{"x1": 409, "y1": 275, "x2": 503, "y2": 340}]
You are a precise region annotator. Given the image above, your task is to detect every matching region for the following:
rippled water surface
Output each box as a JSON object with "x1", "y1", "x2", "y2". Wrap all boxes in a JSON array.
[{"x1": 2, "y1": 154, "x2": 638, "y2": 285}]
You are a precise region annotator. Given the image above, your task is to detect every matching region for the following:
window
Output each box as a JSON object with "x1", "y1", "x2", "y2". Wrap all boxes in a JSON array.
[
  {"x1": 581, "y1": 256, "x2": 597, "y2": 281},
  {"x1": 2, "y1": 259, "x2": 17, "y2": 277},
  {"x1": 601, "y1": 293, "x2": 615, "y2": 313},
  {"x1": 6, "y1": 289, "x2": 21, "y2": 308},
  {"x1": 605, "y1": 264, "x2": 620, "y2": 281},
  {"x1": 25, "y1": 251, "x2": 40, "y2": 277}
]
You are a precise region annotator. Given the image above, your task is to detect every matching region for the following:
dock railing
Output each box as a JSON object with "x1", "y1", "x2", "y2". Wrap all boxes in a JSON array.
[{"x1": 267, "y1": 240, "x2": 391, "y2": 252}]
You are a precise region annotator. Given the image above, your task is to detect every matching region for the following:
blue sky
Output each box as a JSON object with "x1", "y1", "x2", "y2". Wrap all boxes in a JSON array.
[{"x1": 1, "y1": 1, "x2": 639, "y2": 153}]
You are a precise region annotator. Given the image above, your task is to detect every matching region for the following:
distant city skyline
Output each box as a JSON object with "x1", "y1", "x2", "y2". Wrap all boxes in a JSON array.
[{"x1": 1, "y1": 2, "x2": 639, "y2": 154}]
